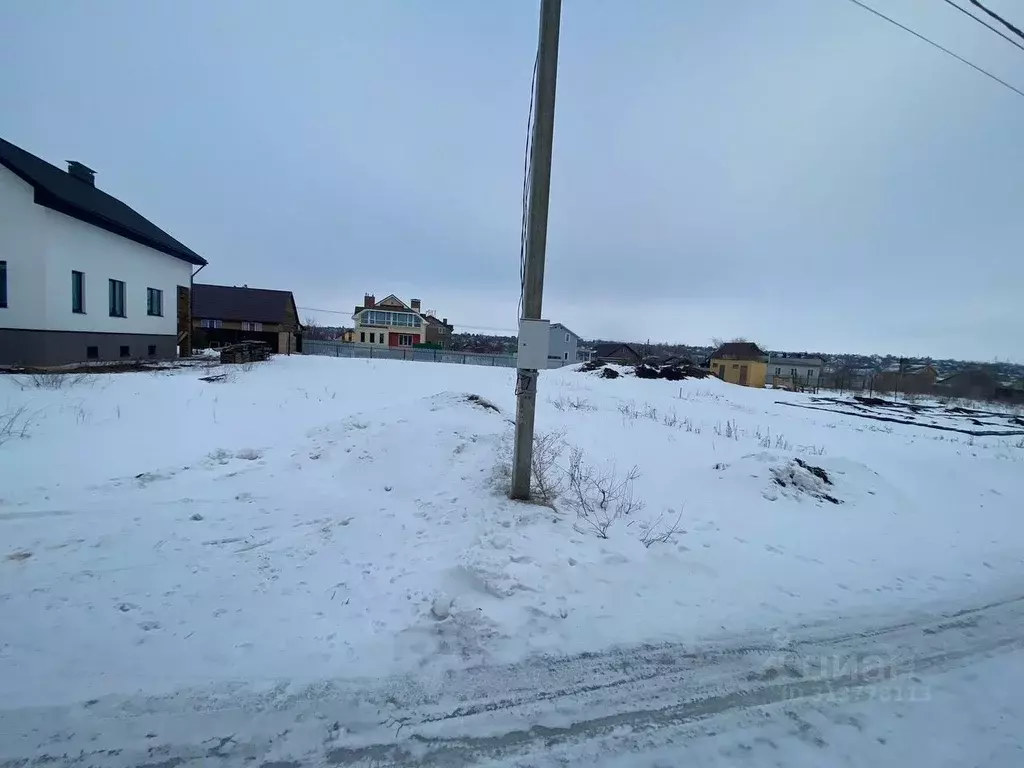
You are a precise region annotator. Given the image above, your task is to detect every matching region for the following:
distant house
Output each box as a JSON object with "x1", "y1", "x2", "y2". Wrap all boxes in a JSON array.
[
  {"x1": 768, "y1": 356, "x2": 823, "y2": 391},
  {"x1": 548, "y1": 323, "x2": 580, "y2": 368},
  {"x1": 710, "y1": 342, "x2": 768, "y2": 387},
  {"x1": 594, "y1": 342, "x2": 642, "y2": 366},
  {"x1": 0, "y1": 137, "x2": 207, "y2": 366},
  {"x1": 936, "y1": 369, "x2": 999, "y2": 401},
  {"x1": 338, "y1": 327, "x2": 356, "y2": 343},
  {"x1": 874, "y1": 363, "x2": 938, "y2": 395},
  {"x1": 423, "y1": 314, "x2": 454, "y2": 348},
  {"x1": 192, "y1": 283, "x2": 301, "y2": 354},
  {"x1": 352, "y1": 293, "x2": 442, "y2": 348}
]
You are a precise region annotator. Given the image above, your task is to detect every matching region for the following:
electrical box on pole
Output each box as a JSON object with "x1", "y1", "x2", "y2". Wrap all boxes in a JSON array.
[{"x1": 517, "y1": 319, "x2": 551, "y2": 370}]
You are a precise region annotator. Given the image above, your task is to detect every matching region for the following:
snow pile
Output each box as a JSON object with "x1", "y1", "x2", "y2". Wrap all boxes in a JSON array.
[
  {"x1": 769, "y1": 457, "x2": 841, "y2": 504},
  {"x1": 1, "y1": 355, "x2": 1023, "y2": 709}
]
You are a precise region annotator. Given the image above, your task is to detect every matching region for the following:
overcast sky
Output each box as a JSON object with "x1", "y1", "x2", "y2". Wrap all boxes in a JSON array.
[{"x1": 2, "y1": 0, "x2": 1022, "y2": 361}]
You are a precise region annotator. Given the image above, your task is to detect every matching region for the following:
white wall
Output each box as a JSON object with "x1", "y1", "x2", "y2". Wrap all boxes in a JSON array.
[
  {"x1": 0, "y1": 167, "x2": 48, "y2": 329},
  {"x1": 41, "y1": 208, "x2": 192, "y2": 335}
]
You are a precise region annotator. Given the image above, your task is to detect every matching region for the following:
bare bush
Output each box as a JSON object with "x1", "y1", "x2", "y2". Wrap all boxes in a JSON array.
[
  {"x1": 637, "y1": 507, "x2": 685, "y2": 548},
  {"x1": 564, "y1": 446, "x2": 644, "y2": 539},
  {"x1": 618, "y1": 402, "x2": 640, "y2": 421},
  {"x1": 799, "y1": 444, "x2": 826, "y2": 456},
  {"x1": 16, "y1": 372, "x2": 91, "y2": 390},
  {"x1": 531, "y1": 429, "x2": 567, "y2": 505},
  {"x1": 550, "y1": 395, "x2": 596, "y2": 412},
  {"x1": 774, "y1": 434, "x2": 793, "y2": 451},
  {"x1": 495, "y1": 428, "x2": 566, "y2": 506},
  {"x1": 662, "y1": 409, "x2": 679, "y2": 428},
  {"x1": 0, "y1": 405, "x2": 34, "y2": 446}
]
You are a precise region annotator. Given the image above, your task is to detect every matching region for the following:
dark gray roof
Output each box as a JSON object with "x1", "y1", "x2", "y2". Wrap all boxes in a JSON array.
[
  {"x1": 712, "y1": 342, "x2": 767, "y2": 360},
  {"x1": 594, "y1": 342, "x2": 640, "y2": 359},
  {"x1": 772, "y1": 357, "x2": 824, "y2": 367},
  {"x1": 424, "y1": 314, "x2": 452, "y2": 328},
  {"x1": 193, "y1": 283, "x2": 296, "y2": 324},
  {"x1": 0, "y1": 137, "x2": 206, "y2": 266}
]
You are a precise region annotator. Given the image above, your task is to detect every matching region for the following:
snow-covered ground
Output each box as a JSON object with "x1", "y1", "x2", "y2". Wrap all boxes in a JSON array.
[{"x1": 1, "y1": 355, "x2": 1022, "y2": 765}]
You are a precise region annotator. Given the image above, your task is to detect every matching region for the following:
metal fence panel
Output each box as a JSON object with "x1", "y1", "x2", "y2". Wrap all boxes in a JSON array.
[{"x1": 303, "y1": 339, "x2": 517, "y2": 368}]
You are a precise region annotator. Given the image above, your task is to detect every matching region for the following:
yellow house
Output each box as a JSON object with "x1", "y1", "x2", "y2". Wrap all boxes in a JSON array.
[{"x1": 709, "y1": 341, "x2": 768, "y2": 388}]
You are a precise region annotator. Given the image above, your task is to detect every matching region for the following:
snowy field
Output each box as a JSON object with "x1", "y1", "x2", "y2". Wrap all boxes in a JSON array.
[{"x1": 2, "y1": 355, "x2": 1023, "y2": 764}]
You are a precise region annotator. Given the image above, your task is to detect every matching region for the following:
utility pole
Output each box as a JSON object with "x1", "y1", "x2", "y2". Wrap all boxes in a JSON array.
[{"x1": 511, "y1": 0, "x2": 562, "y2": 500}]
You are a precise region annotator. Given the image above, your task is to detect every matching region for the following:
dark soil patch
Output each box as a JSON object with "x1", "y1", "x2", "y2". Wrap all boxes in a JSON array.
[
  {"x1": 780, "y1": 401, "x2": 1024, "y2": 437},
  {"x1": 599, "y1": 367, "x2": 620, "y2": 379},
  {"x1": 466, "y1": 393, "x2": 500, "y2": 412},
  {"x1": 636, "y1": 362, "x2": 711, "y2": 382},
  {"x1": 794, "y1": 458, "x2": 832, "y2": 485},
  {"x1": 199, "y1": 374, "x2": 229, "y2": 383},
  {"x1": 6, "y1": 551, "x2": 32, "y2": 562},
  {"x1": 579, "y1": 360, "x2": 607, "y2": 373}
]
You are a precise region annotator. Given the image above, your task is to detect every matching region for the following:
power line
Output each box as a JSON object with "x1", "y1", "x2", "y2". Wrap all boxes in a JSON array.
[
  {"x1": 843, "y1": 0, "x2": 1024, "y2": 98},
  {"x1": 967, "y1": 0, "x2": 1024, "y2": 41},
  {"x1": 939, "y1": 0, "x2": 1024, "y2": 53},
  {"x1": 519, "y1": 52, "x2": 538, "y2": 322}
]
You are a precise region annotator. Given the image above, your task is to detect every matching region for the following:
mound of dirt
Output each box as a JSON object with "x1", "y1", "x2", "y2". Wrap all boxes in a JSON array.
[
  {"x1": 770, "y1": 459, "x2": 840, "y2": 505},
  {"x1": 579, "y1": 359, "x2": 710, "y2": 382},
  {"x1": 635, "y1": 362, "x2": 712, "y2": 382}
]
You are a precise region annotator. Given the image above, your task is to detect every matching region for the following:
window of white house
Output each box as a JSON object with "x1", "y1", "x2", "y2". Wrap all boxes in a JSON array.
[
  {"x1": 369, "y1": 332, "x2": 376, "y2": 343},
  {"x1": 360, "y1": 331, "x2": 365, "y2": 342},
  {"x1": 565, "y1": 332, "x2": 570, "y2": 343},
  {"x1": 72, "y1": 271, "x2": 85, "y2": 313},
  {"x1": 791, "y1": 368, "x2": 798, "y2": 377},
  {"x1": 0, "y1": 260, "x2": 6, "y2": 308},
  {"x1": 775, "y1": 367, "x2": 781, "y2": 375},
  {"x1": 108, "y1": 279, "x2": 126, "y2": 317},
  {"x1": 146, "y1": 287, "x2": 163, "y2": 316},
  {"x1": 360, "y1": 310, "x2": 422, "y2": 328},
  {"x1": 564, "y1": 351, "x2": 568, "y2": 360},
  {"x1": 200, "y1": 319, "x2": 222, "y2": 329},
  {"x1": 242, "y1": 321, "x2": 263, "y2": 331}
]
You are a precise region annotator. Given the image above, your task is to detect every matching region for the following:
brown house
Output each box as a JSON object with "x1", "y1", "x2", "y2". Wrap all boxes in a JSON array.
[
  {"x1": 873, "y1": 364, "x2": 937, "y2": 395},
  {"x1": 594, "y1": 343, "x2": 642, "y2": 366},
  {"x1": 192, "y1": 283, "x2": 301, "y2": 354},
  {"x1": 424, "y1": 314, "x2": 454, "y2": 348}
]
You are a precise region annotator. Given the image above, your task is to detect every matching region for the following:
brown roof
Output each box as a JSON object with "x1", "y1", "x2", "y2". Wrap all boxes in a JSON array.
[
  {"x1": 712, "y1": 342, "x2": 767, "y2": 360},
  {"x1": 193, "y1": 283, "x2": 297, "y2": 324}
]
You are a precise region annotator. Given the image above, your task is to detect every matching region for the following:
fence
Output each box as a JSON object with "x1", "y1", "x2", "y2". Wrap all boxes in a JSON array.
[{"x1": 304, "y1": 339, "x2": 517, "y2": 368}]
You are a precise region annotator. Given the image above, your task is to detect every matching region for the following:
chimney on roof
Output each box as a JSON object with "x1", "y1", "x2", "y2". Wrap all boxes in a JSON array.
[
  {"x1": 364, "y1": 294, "x2": 375, "y2": 307},
  {"x1": 442, "y1": 318, "x2": 448, "y2": 326},
  {"x1": 66, "y1": 161, "x2": 96, "y2": 186},
  {"x1": 411, "y1": 298, "x2": 421, "y2": 312}
]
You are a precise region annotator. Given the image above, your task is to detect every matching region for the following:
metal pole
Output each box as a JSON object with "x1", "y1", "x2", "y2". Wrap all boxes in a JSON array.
[{"x1": 511, "y1": 0, "x2": 561, "y2": 500}]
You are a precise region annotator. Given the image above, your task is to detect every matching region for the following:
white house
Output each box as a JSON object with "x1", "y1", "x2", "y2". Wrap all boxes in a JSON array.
[
  {"x1": 767, "y1": 356, "x2": 824, "y2": 390},
  {"x1": 0, "y1": 137, "x2": 207, "y2": 366}
]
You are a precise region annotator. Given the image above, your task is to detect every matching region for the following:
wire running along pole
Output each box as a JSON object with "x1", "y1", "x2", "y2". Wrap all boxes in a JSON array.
[{"x1": 511, "y1": 0, "x2": 562, "y2": 500}]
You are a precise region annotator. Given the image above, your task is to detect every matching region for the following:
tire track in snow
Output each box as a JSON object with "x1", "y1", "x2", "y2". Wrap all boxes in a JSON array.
[{"x1": 2, "y1": 591, "x2": 1023, "y2": 767}]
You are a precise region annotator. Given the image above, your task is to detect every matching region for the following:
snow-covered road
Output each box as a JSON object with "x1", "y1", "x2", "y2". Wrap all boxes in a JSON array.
[{"x1": 2, "y1": 589, "x2": 1022, "y2": 766}]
